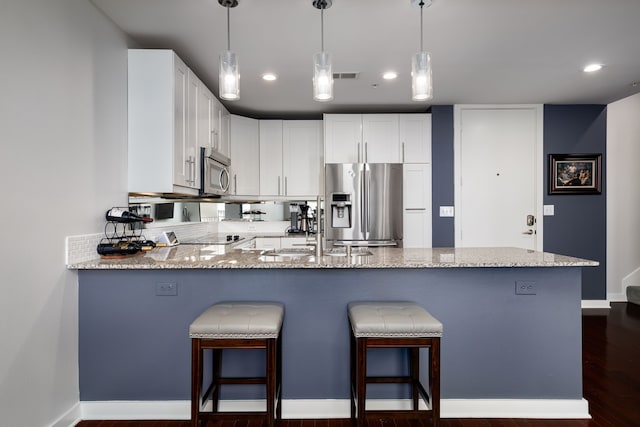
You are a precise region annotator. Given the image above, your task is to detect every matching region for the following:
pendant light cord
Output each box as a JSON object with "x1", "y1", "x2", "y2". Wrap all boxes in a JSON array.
[
  {"x1": 419, "y1": 1, "x2": 424, "y2": 52},
  {"x1": 226, "y1": 6, "x2": 231, "y2": 51},
  {"x1": 321, "y1": 8, "x2": 325, "y2": 52}
]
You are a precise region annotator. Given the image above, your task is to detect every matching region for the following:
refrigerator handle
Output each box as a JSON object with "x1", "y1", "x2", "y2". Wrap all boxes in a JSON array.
[
  {"x1": 360, "y1": 168, "x2": 366, "y2": 234},
  {"x1": 365, "y1": 167, "x2": 370, "y2": 234}
]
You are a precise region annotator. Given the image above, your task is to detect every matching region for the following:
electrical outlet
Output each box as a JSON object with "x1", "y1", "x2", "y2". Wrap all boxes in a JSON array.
[
  {"x1": 439, "y1": 206, "x2": 455, "y2": 217},
  {"x1": 515, "y1": 281, "x2": 536, "y2": 295},
  {"x1": 156, "y1": 282, "x2": 177, "y2": 296}
]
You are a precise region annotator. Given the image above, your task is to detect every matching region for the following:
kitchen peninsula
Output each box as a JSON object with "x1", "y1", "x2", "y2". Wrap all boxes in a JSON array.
[{"x1": 72, "y1": 246, "x2": 597, "y2": 418}]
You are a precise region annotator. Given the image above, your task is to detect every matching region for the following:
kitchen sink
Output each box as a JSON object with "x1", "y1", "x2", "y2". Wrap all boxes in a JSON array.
[
  {"x1": 258, "y1": 248, "x2": 315, "y2": 263},
  {"x1": 324, "y1": 248, "x2": 374, "y2": 257}
]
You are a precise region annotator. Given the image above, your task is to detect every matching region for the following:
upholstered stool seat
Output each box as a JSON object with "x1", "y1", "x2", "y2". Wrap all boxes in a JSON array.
[
  {"x1": 348, "y1": 301, "x2": 442, "y2": 427},
  {"x1": 190, "y1": 302, "x2": 284, "y2": 427}
]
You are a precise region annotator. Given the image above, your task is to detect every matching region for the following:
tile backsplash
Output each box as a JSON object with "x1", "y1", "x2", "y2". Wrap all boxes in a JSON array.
[{"x1": 66, "y1": 222, "x2": 215, "y2": 266}]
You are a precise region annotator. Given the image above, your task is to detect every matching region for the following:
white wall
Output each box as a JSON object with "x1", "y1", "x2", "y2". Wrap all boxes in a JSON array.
[
  {"x1": 607, "y1": 92, "x2": 640, "y2": 301},
  {"x1": 0, "y1": 0, "x2": 128, "y2": 425}
]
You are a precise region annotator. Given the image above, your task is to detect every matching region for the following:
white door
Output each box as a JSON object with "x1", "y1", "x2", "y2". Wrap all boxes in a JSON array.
[{"x1": 454, "y1": 106, "x2": 543, "y2": 249}]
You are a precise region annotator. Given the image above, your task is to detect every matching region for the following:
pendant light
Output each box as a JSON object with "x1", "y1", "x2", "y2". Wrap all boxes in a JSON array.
[
  {"x1": 411, "y1": 0, "x2": 433, "y2": 101},
  {"x1": 219, "y1": 0, "x2": 240, "y2": 101},
  {"x1": 312, "y1": 0, "x2": 333, "y2": 102}
]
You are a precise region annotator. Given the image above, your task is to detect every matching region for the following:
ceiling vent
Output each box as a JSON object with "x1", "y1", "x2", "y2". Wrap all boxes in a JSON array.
[{"x1": 333, "y1": 72, "x2": 360, "y2": 80}]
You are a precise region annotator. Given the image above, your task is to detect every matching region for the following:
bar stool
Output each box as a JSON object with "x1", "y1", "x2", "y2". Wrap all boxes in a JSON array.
[
  {"x1": 348, "y1": 301, "x2": 442, "y2": 427},
  {"x1": 189, "y1": 301, "x2": 284, "y2": 427}
]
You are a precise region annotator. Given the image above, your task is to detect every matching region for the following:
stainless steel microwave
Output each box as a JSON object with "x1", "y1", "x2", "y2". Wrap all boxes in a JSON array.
[{"x1": 200, "y1": 147, "x2": 230, "y2": 196}]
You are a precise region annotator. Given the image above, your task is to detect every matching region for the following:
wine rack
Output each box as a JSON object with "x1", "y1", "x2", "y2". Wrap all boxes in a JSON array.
[{"x1": 97, "y1": 207, "x2": 154, "y2": 257}]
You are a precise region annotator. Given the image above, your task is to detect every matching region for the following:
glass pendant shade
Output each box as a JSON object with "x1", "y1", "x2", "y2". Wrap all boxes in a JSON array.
[
  {"x1": 411, "y1": 51, "x2": 433, "y2": 101},
  {"x1": 313, "y1": 51, "x2": 333, "y2": 102},
  {"x1": 219, "y1": 50, "x2": 240, "y2": 100}
]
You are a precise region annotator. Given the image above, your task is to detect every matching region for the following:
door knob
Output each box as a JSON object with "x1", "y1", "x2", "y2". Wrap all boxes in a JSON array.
[{"x1": 522, "y1": 229, "x2": 535, "y2": 235}]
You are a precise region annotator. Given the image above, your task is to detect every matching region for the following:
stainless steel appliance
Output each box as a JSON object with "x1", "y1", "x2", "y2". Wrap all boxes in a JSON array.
[
  {"x1": 325, "y1": 163, "x2": 403, "y2": 246},
  {"x1": 200, "y1": 147, "x2": 230, "y2": 196}
]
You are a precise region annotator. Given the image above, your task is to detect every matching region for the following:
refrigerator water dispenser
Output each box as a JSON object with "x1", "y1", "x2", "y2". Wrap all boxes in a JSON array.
[{"x1": 330, "y1": 193, "x2": 352, "y2": 228}]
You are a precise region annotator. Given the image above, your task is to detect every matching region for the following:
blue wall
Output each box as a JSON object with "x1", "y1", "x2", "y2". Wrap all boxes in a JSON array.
[
  {"x1": 431, "y1": 106, "x2": 455, "y2": 247},
  {"x1": 79, "y1": 267, "x2": 583, "y2": 401},
  {"x1": 543, "y1": 105, "x2": 607, "y2": 300},
  {"x1": 430, "y1": 105, "x2": 607, "y2": 299}
]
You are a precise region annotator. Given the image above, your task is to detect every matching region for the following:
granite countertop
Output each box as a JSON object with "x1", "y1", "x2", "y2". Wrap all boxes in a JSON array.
[{"x1": 68, "y1": 246, "x2": 599, "y2": 270}]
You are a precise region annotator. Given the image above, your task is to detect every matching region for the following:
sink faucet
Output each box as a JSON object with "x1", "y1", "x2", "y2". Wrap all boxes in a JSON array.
[{"x1": 302, "y1": 232, "x2": 322, "y2": 258}]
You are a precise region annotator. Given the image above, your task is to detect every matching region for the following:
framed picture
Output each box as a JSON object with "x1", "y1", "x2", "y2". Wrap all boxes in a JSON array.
[{"x1": 549, "y1": 153, "x2": 602, "y2": 194}]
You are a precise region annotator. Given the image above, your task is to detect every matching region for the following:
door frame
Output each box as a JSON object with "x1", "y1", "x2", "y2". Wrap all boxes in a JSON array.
[{"x1": 453, "y1": 104, "x2": 544, "y2": 250}]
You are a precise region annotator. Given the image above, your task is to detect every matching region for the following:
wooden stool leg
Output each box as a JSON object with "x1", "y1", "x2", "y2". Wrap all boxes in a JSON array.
[
  {"x1": 410, "y1": 347, "x2": 420, "y2": 412},
  {"x1": 350, "y1": 328, "x2": 356, "y2": 421},
  {"x1": 191, "y1": 339, "x2": 202, "y2": 427},
  {"x1": 211, "y1": 349, "x2": 222, "y2": 412},
  {"x1": 266, "y1": 338, "x2": 276, "y2": 427},
  {"x1": 276, "y1": 333, "x2": 283, "y2": 420},
  {"x1": 431, "y1": 339, "x2": 440, "y2": 427},
  {"x1": 356, "y1": 337, "x2": 367, "y2": 427}
]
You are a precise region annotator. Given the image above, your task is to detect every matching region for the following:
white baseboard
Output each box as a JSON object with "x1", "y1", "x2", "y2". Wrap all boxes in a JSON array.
[
  {"x1": 608, "y1": 292, "x2": 627, "y2": 302},
  {"x1": 49, "y1": 402, "x2": 81, "y2": 427},
  {"x1": 77, "y1": 398, "x2": 591, "y2": 423},
  {"x1": 581, "y1": 299, "x2": 611, "y2": 309}
]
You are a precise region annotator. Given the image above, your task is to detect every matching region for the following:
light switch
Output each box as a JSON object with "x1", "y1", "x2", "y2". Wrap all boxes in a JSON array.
[
  {"x1": 439, "y1": 206, "x2": 455, "y2": 217},
  {"x1": 543, "y1": 205, "x2": 555, "y2": 216}
]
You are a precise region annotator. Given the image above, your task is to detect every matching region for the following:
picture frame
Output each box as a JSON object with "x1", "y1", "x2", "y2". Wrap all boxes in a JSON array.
[{"x1": 549, "y1": 153, "x2": 602, "y2": 195}]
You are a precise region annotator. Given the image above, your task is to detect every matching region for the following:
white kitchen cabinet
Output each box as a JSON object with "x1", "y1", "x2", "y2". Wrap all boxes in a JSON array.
[
  {"x1": 216, "y1": 102, "x2": 231, "y2": 159},
  {"x1": 254, "y1": 237, "x2": 281, "y2": 250},
  {"x1": 259, "y1": 120, "x2": 322, "y2": 198},
  {"x1": 259, "y1": 120, "x2": 284, "y2": 196},
  {"x1": 185, "y1": 70, "x2": 204, "y2": 189},
  {"x1": 362, "y1": 114, "x2": 400, "y2": 163},
  {"x1": 403, "y1": 163, "x2": 432, "y2": 248},
  {"x1": 204, "y1": 95, "x2": 230, "y2": 159},
  {"x1": 282, "y1": 121, "x2": 322, "y2": 197},
  {"x1": 128, "y1": 49, "x2": 200, "y2": 195},
  {"x1": 197, "y1": 78, "x2": 214, "y2": 156},
  {"x1": 400, "y1": 114, "x2": 431, "y2": 163},
  {"x1": 324, "y1": 114, "x2": 361, "y2": 163},
  {"x1": 230, "y1": 115, "x2": 260, "y2": 196},
  {"x1": 280, "y1": 236, "x2": 309, "y2": 249},
  {"x1": 254, "y1": 236, "x2": 309, "y2": 250},
  {"x1": 324, "y1": 114, "x2": 400, "y2": 163}
]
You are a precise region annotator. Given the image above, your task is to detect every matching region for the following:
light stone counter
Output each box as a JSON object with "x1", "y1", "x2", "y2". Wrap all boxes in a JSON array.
[{"x1": 68, "y1": 246, "x2": 598, "y2": 270}]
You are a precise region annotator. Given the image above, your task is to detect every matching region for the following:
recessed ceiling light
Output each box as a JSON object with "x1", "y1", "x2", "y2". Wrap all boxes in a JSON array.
[
  {"x1": 262, "y1": 73, "x2": 277, "y2": 81},
  {"x1": 583, "y1": 64, "x2": 603, "y2": 73},
  {"x1": 383, "y1": 71, "x2": 398, "y2": 80}
]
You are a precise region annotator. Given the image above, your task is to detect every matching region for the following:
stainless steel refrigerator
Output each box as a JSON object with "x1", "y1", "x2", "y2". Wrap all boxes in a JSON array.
[{"x1": 324, "y1": 163, "x2": 403, "y2": 246}]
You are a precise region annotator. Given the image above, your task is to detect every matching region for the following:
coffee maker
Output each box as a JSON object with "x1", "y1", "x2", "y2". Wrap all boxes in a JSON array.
[
  {"x1": 299, "y1": 204, "x2": 311, "y2": 233},
  {"x1": 288, "y1": 203, "x2": 314, "y2": 234}
]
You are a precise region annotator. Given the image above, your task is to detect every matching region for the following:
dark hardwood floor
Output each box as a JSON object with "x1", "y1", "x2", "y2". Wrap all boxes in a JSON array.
[{"x1": 76, "y1": 302, "x2": 640, "y2": 427}]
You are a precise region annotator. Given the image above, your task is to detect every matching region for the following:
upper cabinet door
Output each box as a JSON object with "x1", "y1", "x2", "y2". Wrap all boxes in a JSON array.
[
  {"x1": 218, "y1": 104, "x2": 230, "y2": 158},
  {"x1": 324, "y1": 114, "x2": 362, "y2": 163},
  {"x1": 259, "y1": 120, "x2": 284, "y2": 196},
  {"x1": 283, "y1": 120, "x2": 322, "y2": 197},
  {"x1": 400, "y1": 113, "x2": 431, "y2": 163},
  {"x1": 173, "y1": 59, "x2": 189, "y2": 188},
  {"x1": 230, "y1": 115, "x2": 260, "y2": 195},
  {"x1": 198, "y1": 82, "x2": 214, "y2": 152},
  {"x1": 362, "y1": 114, "x2": 400, "y2": 163}
]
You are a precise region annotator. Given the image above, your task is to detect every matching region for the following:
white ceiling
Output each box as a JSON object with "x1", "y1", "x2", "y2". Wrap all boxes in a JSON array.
[{"x1": 91, "y1": 0, "x2": 640, "y2": 118}]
